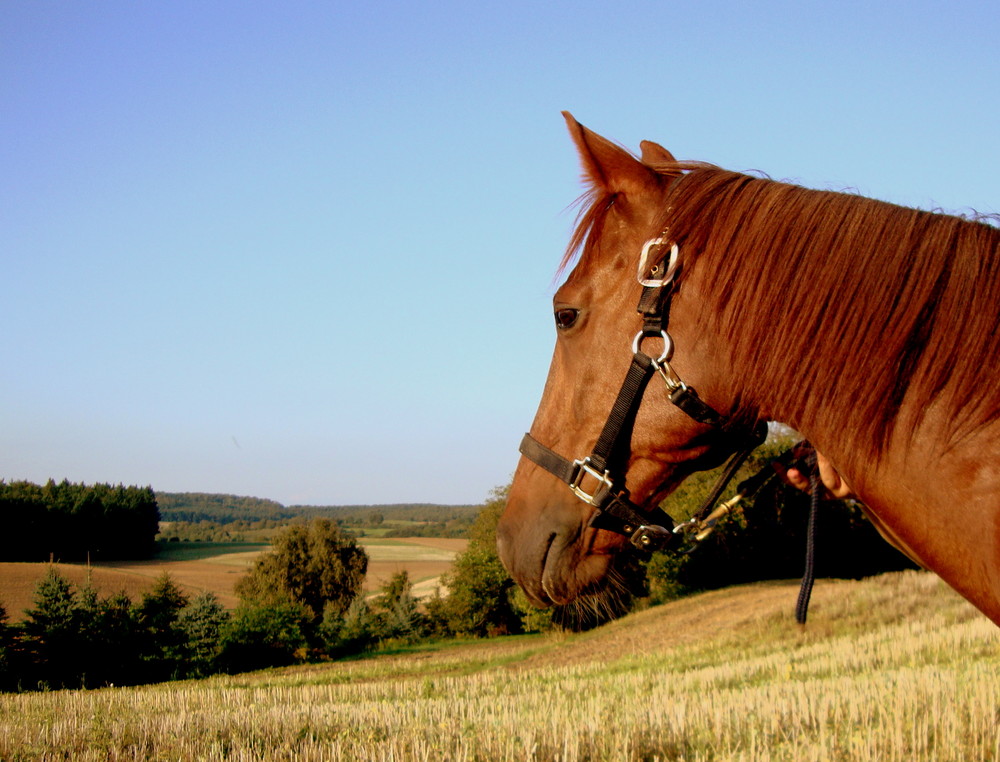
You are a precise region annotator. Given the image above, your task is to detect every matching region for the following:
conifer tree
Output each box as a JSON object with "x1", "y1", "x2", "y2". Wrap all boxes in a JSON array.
[
  {"x1": 138, "y1": 573, "x2": 189, "y2": 680},
  {"x1": 23, "y1": 568, "x2": 80, "y2": 687},
  {"x1": 176, "y1": 591, "x2": 228, "y2": 676}
]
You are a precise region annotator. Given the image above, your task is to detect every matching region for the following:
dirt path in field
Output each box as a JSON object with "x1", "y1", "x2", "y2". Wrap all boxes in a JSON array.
[{"x1": 363, "y1": 537, "x2": 466, "y2": 598}]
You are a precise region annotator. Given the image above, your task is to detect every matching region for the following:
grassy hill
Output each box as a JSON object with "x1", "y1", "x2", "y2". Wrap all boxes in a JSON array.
[{"x1": 3, "y1": 570, "x2": 997, "y2": 760}]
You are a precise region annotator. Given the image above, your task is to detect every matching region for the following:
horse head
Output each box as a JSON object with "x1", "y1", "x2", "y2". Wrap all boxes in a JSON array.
[{"x1": 497, "y1": 114, "x2": 754, "y2": 608}]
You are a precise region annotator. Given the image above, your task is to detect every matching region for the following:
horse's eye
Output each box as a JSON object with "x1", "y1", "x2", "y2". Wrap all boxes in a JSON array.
[{"x1": 554, "y1": 308, "x2": 579, "y2": 330}]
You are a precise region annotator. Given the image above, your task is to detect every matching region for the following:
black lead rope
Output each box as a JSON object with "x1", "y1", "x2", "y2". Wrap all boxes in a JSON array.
[
  {"x1": 689, "y1": 425, "x2": 767, "y2": 523},
  {"x1": 795, "y1": 451, "x2": 821, "y2": 624}
]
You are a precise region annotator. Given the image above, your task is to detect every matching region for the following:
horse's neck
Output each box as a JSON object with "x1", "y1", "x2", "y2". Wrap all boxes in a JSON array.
[{"x1": 756, "y1": 349, "x2": 1000, "y2": 625}]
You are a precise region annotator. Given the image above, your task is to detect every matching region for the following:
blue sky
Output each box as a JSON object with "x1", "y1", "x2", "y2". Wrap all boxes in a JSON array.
[{"x1": 2, "y1": 1, "x2": 997, "y2": 506}]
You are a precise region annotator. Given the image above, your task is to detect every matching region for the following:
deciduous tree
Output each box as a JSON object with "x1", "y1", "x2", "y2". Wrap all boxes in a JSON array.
[{"x1": 235, "y1": 518, "x2": 367, "y2": 624}]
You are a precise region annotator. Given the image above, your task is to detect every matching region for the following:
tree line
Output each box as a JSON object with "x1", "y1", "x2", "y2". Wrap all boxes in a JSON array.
[
  {"x1": 155, "y1": 492, "x2": 292, "y2": 523},
  {"x1": 157, "y1": 514, "x2": 475, "y2": 544},
  {"x1": 0, "y1": 519, "x2": 369, "y2": 689},
  {"x1": 0, "y1": 480, "x2": 159, "y2": 561}
]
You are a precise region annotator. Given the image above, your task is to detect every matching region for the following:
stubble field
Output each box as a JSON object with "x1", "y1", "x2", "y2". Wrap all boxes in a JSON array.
[{"x1": 1, "y1": 570, "x2": 998, "y2": 761}]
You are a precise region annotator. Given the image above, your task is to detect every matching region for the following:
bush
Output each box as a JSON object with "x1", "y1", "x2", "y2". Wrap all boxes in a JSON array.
[
  {"x1": 437, "y1": 486, "x2": 523, "y2": 637},
  {"x1": 219, "y1": 601, "x2": 311, "y2": 673}
]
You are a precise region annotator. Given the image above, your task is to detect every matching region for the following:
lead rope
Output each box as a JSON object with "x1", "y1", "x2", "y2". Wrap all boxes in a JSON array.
[{"x1": 795, "y1": 451, "x2": 821, "y2": 624}]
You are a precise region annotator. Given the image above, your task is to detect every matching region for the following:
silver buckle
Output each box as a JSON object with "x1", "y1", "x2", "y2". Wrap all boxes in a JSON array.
[
  {"x1": 637, "y1": 238, "x2": 679, "y2": 288},
  {"x1": 570, "y1": 458, "x2": 613, "y2": 505}
]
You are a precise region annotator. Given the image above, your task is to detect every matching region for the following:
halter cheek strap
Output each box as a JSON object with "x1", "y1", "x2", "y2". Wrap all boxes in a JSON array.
[
  {"x1": 519, "y1": 238, "x2": 767, "y2": 552},
  {"x1": 519, "y1": 350, "x2": 676, "y2": 550}
]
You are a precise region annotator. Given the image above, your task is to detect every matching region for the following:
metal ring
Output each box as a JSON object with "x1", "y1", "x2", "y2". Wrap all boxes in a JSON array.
[{"x1": 632, "y1": 330, "x2": 673, "y2": 364}]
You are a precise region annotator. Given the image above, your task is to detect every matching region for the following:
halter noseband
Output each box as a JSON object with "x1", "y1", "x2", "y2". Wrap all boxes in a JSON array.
[{"x1": 519, "y1": 236, "x2": 767, "y2": 553}]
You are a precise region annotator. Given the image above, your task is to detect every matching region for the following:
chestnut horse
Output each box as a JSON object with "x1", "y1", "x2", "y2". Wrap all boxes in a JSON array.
[{"x1": 497, "y1": 112, "x2": 1000, "y2": 625}]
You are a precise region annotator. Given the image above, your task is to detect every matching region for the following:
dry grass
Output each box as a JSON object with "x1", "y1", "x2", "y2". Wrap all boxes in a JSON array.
[{"x1": 2, "y1": 570, "x2": 997, "y2": 761}]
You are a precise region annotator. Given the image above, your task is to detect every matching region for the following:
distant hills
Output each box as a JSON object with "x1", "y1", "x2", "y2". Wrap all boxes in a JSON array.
[{"x1": 155, "y1": 491, "x2": 480, "y2": 526}]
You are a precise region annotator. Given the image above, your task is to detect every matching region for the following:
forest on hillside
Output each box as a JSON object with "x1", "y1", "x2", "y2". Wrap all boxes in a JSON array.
[
  {"x1": 156, "y1": 493, "x2": 481, "y2": 541},
  {"x1": 157, "y1": 492, "x2": 478, "y2": 524}
]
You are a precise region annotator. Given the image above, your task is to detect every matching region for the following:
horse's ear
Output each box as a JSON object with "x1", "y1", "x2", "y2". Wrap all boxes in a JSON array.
[
  {"x1": 562, "y1": 111, "x2": 660, "y2": 196},
  {"x1": 639, "y1": 140, "x2": 676, "y2": 167}
]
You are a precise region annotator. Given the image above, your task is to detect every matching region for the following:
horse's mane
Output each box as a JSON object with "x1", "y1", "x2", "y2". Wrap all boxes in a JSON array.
[
  {"x1": 664, "y1": 166, "x2": 1000, "y2": 453},
  {"x1": 574, "y1": 164, "x2": 1000, "y2": 455}
]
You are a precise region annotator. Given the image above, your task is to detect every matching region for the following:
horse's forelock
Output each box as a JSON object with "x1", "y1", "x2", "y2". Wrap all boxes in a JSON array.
[{"x1": 559, "y1": 187, "x2": 616, "y2": 276}]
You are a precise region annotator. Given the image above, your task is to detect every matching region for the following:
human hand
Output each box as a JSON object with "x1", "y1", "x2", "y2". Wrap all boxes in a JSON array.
[{"x1": 774, "y1": 446, "x2": 855, "y2": 501}]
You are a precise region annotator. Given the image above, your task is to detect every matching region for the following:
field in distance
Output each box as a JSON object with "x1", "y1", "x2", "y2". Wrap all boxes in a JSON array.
[
  {"x1": 3, "y1": 571, "x2": 997, "y2": 760},
  {"x1": 0, "y1": 537, "x2": 466, "y2": 620}
]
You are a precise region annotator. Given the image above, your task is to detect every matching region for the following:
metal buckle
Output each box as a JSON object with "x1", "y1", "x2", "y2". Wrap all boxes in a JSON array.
[
  {"x1": 671, "y1": 518, "x2": 704, "y2": 554},
  {"x1": 569, "y1": 458, "x2": 613, "y2": 506},
  {"x1": 637, "y1": 238, "x2": 679, "y2": 288}
]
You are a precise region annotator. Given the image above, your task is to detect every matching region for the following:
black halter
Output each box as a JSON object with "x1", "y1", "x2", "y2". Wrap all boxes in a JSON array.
[{"x1": 519, "y1": 236, "x2": 767, "y2": 552}]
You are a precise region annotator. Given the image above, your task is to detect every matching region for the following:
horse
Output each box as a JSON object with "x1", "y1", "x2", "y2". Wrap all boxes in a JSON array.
[{"x1": 497, "y1": 112, "x2": 1000, "y2": 626}]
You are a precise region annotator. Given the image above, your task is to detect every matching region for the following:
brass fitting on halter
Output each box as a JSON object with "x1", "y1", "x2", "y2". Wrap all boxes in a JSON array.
[{"x1": 672, "y1": 492, "x2": 746, "y2": 553}]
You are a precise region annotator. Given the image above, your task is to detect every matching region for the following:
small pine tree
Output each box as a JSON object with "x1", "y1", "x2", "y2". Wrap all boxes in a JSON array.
[
  {"x1": 175, "y1": 592, "x2": 228, "y2": 677},
  {"x1": 23, "y1": 568, "x2": 81, "y2": 687},
  {"x1": 326, "y1": 597, "x2": 376, "y2": 655},
  {"x1": 92, "y1": 590, "x2": 143, "y2": 686},
  {"x1": 370, "y1": 571, "x2": 424, "y2": 643},
  {"x1": 137, "y1": 573, "x2": 189, "y2": 681}
]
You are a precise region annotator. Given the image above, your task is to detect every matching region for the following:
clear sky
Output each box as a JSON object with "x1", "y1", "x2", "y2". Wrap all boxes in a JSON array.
[{"x1": 2, "y1": 1, "x2": 997, "y2": 506}]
